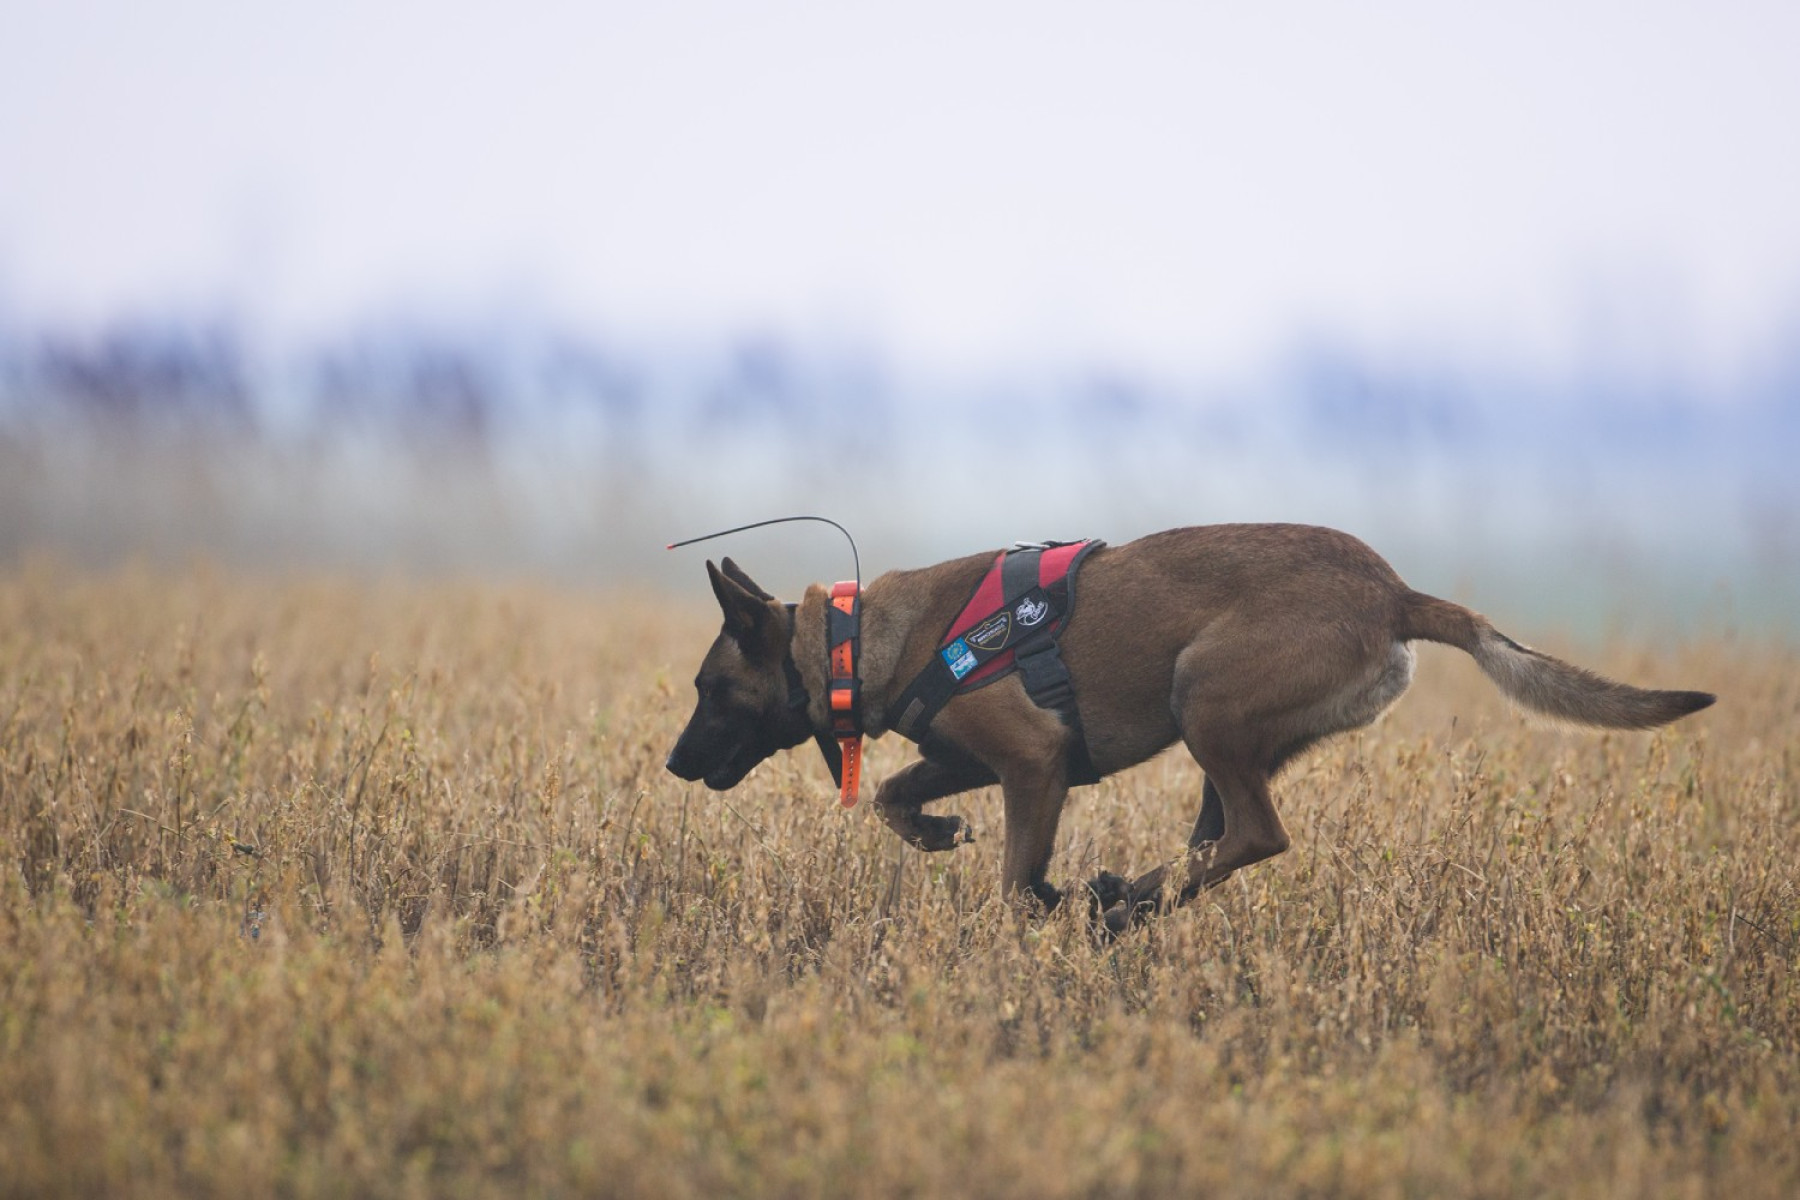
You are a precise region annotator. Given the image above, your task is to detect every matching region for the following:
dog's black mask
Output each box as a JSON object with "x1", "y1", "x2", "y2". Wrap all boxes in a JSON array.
[{"x1": 666, "y1": 558, "x2": 814, "y2": 790}]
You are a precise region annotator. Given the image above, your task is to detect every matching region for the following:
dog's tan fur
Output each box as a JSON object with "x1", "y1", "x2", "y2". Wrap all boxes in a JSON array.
[{"x1": 671, "y1": 523, "x2": 1714, "y2": 931}]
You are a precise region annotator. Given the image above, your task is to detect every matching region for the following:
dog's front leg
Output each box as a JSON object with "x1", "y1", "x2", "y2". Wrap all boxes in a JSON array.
[
  {"x1": 874, "y1": 756, "x2": 990, "y2": 852},
  {"x1": 999, "y1": 761, "x2": 1070, "y2": 913}
]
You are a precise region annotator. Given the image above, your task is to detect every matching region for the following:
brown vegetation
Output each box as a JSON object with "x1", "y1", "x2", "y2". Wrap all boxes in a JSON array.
[{"x1": 1, "y1": 560, "x2": 1795, "y2": 1197}]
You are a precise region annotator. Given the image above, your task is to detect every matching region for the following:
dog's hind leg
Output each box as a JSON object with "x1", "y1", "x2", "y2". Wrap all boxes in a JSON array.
[
  {"x1": 1170, "y1": 760, "x2": 1288, "y2": 896},
  {"x1": 874, "y1": 753, "x2": 992, "y2": 852},
  {"x1": 1094, "y1": 776, "x2": 1223, "y2": 917},
  {"x1": 1190, "y1": 775, "x2": 1225, "y2": 846},
  {"x1": 1093, "y1": 762, "x2": 1287, "y2": 933},
  {"x1": 1091, "y1": 633, "x2": 1311, "y2": 931},
  {"x1": 1093, "y1": 635, "x2": 1413, "y2": 932}
]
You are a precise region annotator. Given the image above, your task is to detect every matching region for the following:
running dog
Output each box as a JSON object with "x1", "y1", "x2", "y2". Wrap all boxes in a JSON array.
[{"x1": 665, "y1": 524, "x2": 1714, "y2": 931}]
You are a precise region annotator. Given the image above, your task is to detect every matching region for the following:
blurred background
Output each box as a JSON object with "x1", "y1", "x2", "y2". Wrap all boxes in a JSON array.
[{"x1": 2, "y1": 1, "x2": 1796, "y2": 637}]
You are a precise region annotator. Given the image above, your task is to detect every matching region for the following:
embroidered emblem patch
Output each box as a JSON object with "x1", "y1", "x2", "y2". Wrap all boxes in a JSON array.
[
  {"x1": 942, "y1": 638, "x2": 978, "y2": 680},
  {"x1": 963, "y1": 611, "x2": 1012, "y2": 651},
  {"x1": 1015, "y1": 594, "x2": 1050, "y2": 627}
]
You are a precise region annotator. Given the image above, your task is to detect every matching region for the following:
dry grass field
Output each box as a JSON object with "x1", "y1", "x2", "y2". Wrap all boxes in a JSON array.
[{"x1": 1, "y1": 559, "x2": 1796, "y2": 1198}]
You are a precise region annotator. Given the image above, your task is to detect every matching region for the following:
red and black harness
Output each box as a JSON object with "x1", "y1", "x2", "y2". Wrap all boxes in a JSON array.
[{"x1": 819, "y1": 539, "x2": 1103, "y2": 806}]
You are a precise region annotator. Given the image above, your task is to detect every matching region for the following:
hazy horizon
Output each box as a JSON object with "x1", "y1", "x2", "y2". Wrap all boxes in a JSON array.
[{"x1": 3, "y1": 3, "x2": 1796, "y2": 636}]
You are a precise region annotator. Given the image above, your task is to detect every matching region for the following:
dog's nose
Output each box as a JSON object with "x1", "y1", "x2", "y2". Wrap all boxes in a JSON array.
[{"x1": 665, "y1": 748, "x2": 702, "y2": 781}]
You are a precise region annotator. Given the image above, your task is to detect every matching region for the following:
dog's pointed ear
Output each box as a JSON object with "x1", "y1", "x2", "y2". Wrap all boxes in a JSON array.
[
  {"x1": 719, "y1": 557, "x2": 774, "y2": 602},
  {"x1": 706, "y1": 559, "x2": 773, "y2": 643},
  {"x1": 814, "y1": 731, "x2": 844, "y2": 787}
]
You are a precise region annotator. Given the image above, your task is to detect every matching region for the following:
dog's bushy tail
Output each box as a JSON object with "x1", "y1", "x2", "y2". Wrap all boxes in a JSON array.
[{"x1": 1398, "y1": 591, "x2": 1715, "y2": 730}]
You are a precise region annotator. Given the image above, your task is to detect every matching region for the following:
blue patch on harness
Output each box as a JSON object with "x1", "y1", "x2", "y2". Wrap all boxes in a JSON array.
[{"x1": 942, "y1": 639, "x2": 977, "y2": 680}]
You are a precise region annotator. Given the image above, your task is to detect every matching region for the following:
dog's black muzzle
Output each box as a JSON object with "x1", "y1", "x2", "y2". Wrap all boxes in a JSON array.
[
  {"x1": 664, "y1": 745, "x2": 708, "y2": 782},
  {"x1": 666, "y1": 732, "x2": 767, "y2": 791}
]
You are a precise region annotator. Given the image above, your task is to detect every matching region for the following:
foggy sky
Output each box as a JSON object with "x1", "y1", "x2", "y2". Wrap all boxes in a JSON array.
[{"x1": 5, "y1": 1, "x2": 1799, "y2": 380}]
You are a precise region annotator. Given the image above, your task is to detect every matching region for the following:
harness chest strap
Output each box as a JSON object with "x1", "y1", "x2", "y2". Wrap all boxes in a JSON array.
[{"x1": 826, "y1": 580, "x2": 863, "y2": 807}]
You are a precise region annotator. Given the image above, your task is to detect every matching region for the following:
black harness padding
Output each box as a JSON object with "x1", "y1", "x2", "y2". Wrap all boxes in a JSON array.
[
  {"x1": 891, "y1": 540, "x2": 1102, "y2": 784},
  {"x1": 1000, "y1": 547, "x2": 1041, "y2": 610}
]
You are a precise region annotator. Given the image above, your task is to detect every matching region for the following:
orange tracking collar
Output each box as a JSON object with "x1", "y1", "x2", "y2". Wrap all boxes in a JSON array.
[{"x1": 826, "y1": 580, "x2": 863, "y2": 807}]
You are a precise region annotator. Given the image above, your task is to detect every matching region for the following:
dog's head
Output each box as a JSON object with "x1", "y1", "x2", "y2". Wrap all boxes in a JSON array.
[{"x1": 666, "y1": 558, "x2": 817, "y2": 790}]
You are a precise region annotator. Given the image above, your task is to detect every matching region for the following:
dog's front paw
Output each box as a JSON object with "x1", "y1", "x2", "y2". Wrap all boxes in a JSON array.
[
  {"x1": 1027, "y1": 880, "x2": 1063, "y2": 913},
  {"x1": 904, "y1": 812, "x2": 974, "y2": 852}
]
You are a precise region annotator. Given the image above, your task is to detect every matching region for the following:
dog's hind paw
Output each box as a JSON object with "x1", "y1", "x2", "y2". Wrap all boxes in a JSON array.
[
  {"x1": 1087, "y1": 872, "x2": 1160, "y2": 939},
  {"x1": 1085, "y1": 871, "x2": 1130, "y2": 917},
  {"x1": 903, "y1": 813, "x2": 973, "y2": 852}
]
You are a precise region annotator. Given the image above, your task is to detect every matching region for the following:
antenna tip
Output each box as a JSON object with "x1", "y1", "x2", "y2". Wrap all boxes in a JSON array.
[{"x1": 665, "y1": 543, "x2": 676, "y2": 551}]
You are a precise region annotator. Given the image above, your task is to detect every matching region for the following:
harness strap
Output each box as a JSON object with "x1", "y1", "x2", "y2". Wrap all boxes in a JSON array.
[
  {"x1": 890, "y1": 655, "x2": 959, "y2": 742},
  {"x1": 1000, "y1": 546, "x2": 1043, "y2": 611},
  {"x1": 1015, "y1": 637, "x2": 1098, "y2": 784},
  {"x1": 1014, "y1": 638, "x2": 1074, "y2": 712}
]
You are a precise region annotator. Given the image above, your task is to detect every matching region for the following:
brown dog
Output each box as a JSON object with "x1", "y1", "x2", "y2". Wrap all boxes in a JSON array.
[{"x1": 666, "y1": 523, "x2": 1714, "y2": 931}]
